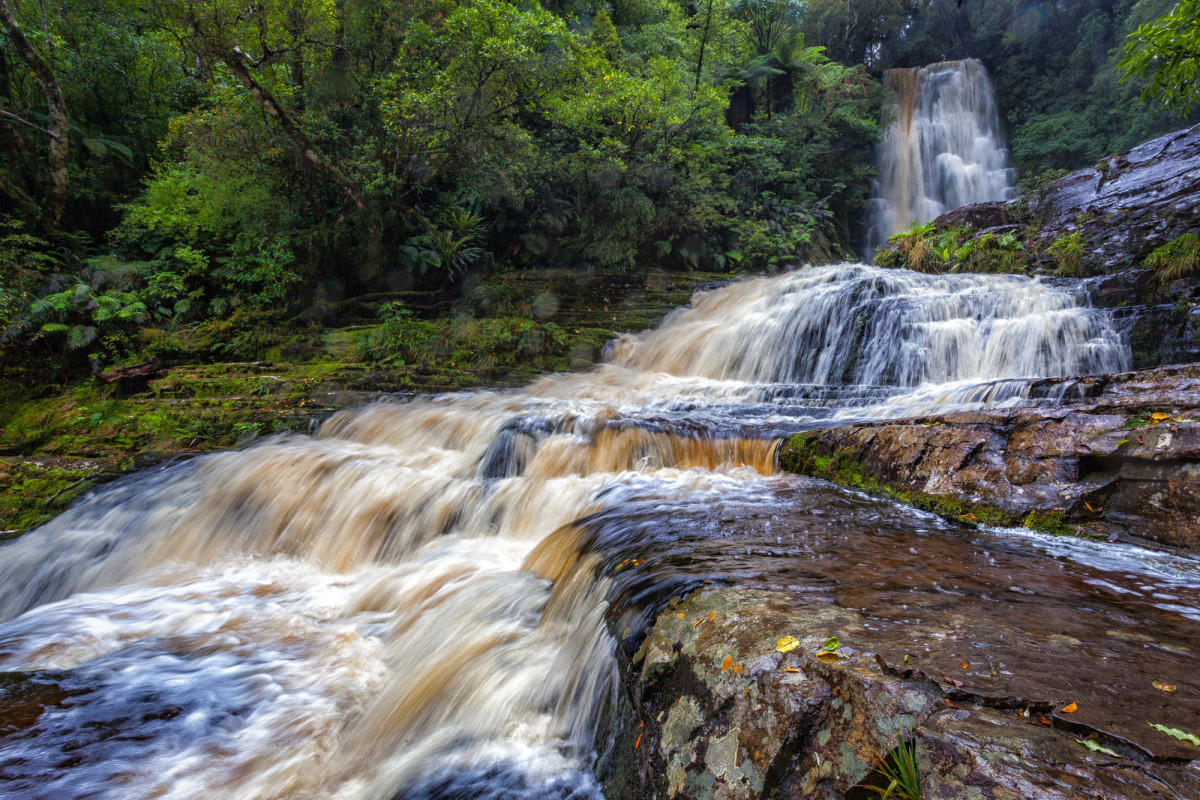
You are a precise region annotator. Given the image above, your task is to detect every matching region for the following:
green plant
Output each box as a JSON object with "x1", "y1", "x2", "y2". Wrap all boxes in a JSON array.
[
  {"x1": 1146, "y1": 233, "x2": 1200, "y2": 283},
  {"x1": 876, "y1": 221, "x2": 940, "y2": 273},
  {"x1": 863, "y1": 733, "x2": 922, "y2": 800},
  {"x1": 1048, "y1": 231, "x2": 1086, "y2": 277}
]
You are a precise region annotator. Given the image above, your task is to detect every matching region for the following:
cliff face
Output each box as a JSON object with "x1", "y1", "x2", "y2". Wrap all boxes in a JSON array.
[{"x1": 1029, "y1": 125, "x2": 1200, "y2": 269}]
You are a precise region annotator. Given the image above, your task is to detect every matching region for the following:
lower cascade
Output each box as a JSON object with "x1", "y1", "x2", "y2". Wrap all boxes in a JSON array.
[{"x1": 1, "y1": 264, "x2": 1195, "y2": 800}]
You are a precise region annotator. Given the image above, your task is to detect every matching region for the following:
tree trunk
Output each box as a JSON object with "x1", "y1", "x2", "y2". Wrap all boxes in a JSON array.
[
  {"x1": 0, "y1": 0, "x2": 68, "y2": 224},
  {"x1": 220, "y1": 46, "x2": 363, "y2": 209}
]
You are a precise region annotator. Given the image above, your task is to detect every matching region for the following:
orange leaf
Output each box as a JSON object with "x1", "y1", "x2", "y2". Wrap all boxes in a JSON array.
[
  {"x1": 944, "y1": 698, "x2": 960, "y2": 709},
  {"x1": 784, "y1": 668, "x2": 800, "y2": 673},
  {"x1": 1039, "y1": 714, "x2": 1052, "y2": 725},
  {"x1": 1062, "y1": 702, "x2": 1078, "y2": 713},
  {"x1": 960, "y1": 661, "x2": 969, "y2": 669},
  {"x1": 721, "y1": 656, "x2": 732, "y2": 671},
  {"x1": 732, "y1": 664, "x2": 742, "y2": 674},
  {"x1": 678, "y1": 612, "x2": 684, "y2": 619},
  {"x1": 634, "y1": 733, "x2": 642, "y2": 750},
  {"x1": 707, "y1": 612, "x2": 715, "y2": 621}
]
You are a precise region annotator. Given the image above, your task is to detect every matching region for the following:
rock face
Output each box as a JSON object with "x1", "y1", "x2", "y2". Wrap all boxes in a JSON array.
[
  {"x1": 597, "y1": 588, "x2": 1200, "y2": 800},
  {"x1": 778, "y1": 364, "x2": 1200, "y2": 550},
  {"x1": 1028, "y1": 125, "x2": 1200, "y2": 270}
]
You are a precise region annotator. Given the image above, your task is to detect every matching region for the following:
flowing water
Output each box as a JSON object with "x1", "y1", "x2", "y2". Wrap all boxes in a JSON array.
[
  {"x1": 1, "y1": 264, "x2": 1196, "y2": 800},
  {"x1": 866, "y1": 59, "x2": 1016, "y2": 253}
]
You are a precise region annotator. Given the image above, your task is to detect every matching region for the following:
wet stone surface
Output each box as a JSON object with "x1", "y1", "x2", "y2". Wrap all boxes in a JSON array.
[{"x1": 591, "y1": 479, "x2": 1200, "y2": 799}]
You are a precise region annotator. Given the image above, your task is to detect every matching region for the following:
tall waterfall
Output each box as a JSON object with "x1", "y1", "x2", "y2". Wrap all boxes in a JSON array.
[
  {"x1": 0, "y1": 266, "x2": 1132, "y2": 800},
  {"x1": 866, "y1": 59, "x2": 1016, "y2": 252}
]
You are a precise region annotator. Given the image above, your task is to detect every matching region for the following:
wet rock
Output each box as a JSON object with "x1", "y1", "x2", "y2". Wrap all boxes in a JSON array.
[
  {"x1": 597, "y1": 588, "x2": 1200, "y2": 800},
  {"x1": 779, "y1": 364, "x2": 1200, "y2": 549},
  {"x1": 1028, "y1": 125, "x2": 1200, "y2": 270}
]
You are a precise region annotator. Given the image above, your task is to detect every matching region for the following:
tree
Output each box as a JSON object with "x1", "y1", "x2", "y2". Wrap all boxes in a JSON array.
[
  {"x1": 146, "y1": 0, "x2": 362, "y2": 207},
  {"x1": 0, "y1": 0, "x2": 68, "y2": 223},
  {"x1": 1120, "y1": 0, "x2": 1200, "y2": 116}
]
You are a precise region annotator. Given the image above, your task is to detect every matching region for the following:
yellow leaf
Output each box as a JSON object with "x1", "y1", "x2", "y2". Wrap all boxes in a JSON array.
[
  {"x1": 1062, "y1": 701, "x2": 1078, "y2": 713},
  {"x1": 1153, "y1": 680, "x2": 1177, "y2": 693},
  {"x1": 776, "y1": 635, "x2": 799, "y2": 653},
  {"x1": 1151, "y1": 412, "x2": 1170, "y2": 422}
]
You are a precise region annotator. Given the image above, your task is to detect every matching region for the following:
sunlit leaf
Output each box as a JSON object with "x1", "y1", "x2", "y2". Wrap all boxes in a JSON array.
[
  {"x1": 820, "y1": 636, "x2": 839, "y2": 652},
  {"x1": 776, "y1": 635, "x2": 799, "y2": 653},
  {"x1": 1153, "y1": 680, "x2": 1177, "y2": 693},
  {"x1": 1148, "y1": 722, "x2": 1200, "y2": 745},
  {"x1": 1077, "y1": 739, "x2": 1119, "y2": 757},
  {"x1": 1061, "y1": 702, "x2": 1078, "y2": 713}
]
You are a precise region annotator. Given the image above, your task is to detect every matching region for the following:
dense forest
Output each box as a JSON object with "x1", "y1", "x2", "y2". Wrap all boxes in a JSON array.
[{"x1": 0, "y1": 0, "x2": 1197, "y2": 378}]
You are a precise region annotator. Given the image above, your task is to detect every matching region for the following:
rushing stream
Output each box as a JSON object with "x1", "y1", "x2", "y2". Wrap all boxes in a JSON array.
[{"x1": 1, "y1": 264, "x2": 1197, "y2": 799}]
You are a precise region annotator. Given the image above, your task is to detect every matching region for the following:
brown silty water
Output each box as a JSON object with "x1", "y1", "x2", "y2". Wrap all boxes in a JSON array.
[{"x1": 0, "y1": 264, "x2": 1195, "y2": 799}]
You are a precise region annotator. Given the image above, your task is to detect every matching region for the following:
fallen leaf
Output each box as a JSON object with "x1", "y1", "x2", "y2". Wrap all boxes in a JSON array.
[
  {"x1": 944, "y1": 698, "x2": 960, "y2": 709},
  {"x1": 732, "y1": 664, "x2": 742, "y2": 674},
  {"x1": 1062, "y1": 702, "x2": 1078, "y2": 713},
  {"x1": 693, "y1": 618, "x2": 703, "y2": 628},
  {"x1": 960, "y1": 661, "x2": 969, "y2": 669},
  {"x1": 1085, "y1": 501, "x2": 1095, "y2": 512},
  {"x1": 1151, "y1": 412, "x2": 1170, "y2": 422},
  {"x1": 707, "y1": 612, "x2": 715, "y2": 621},
  {"x1": 820, "y1": 636, "x2": 840, "y2": 653},
  {"x1": 634, "y1": 733, "x2": 642, "y2": 750},
  {"x1": 721, "y1": 656, "x2": 733, "y2": 671},
  {"x1": 1077, "y1": 739, "x2": 1119, "y2": 757},
  {"x1": 776, "y1": 635, "x2": 799, "y2": 653},
  {"x1": 1038, "y1": 714, "x2": 1052, "y2": 725},
  {"x1": 1152, "y1": 680, "x2": 1177, "y2": 693},
  {"x1": 784, "y1": 668, "x2": 801, "y2": 673},
  {"x1": 903, "y1": 654, "x2": 912, "y2": 665},
  {"x1": 638, "y1": 721, "x2": 644, "y2": 729},
  {"x1": 1148, "y1": 722, "x2": 1200, "y2": 746},
  {"x1": 944, "y1": 676, "x2": 963, "y2": 688},
  {"x1": 678, "y1": 613, "x2": 684, "y2": 619}
]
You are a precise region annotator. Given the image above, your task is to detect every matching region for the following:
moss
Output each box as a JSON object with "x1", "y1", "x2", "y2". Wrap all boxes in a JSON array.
[
  {"x1": 0, "y1": 459, "x2": 129, "y2": 536},
  {"x1": 1022, "y1": 510, "x2": 1073, "y2": 537}
]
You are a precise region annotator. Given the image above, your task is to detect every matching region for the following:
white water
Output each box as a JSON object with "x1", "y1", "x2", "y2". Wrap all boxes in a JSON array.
[
  {"x1": 866, "y1": 59, "x2": 1016, "y2": 252},
  {"x1": 0, "y1": 265, "x2": 1132, "y2": 799}
]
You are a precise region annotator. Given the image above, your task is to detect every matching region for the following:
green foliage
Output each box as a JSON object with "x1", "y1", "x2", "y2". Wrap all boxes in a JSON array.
[
  {"x1": 1120, "y1": 0, "x2": 1200, "y2": 116},
  {"x1": 1146, "y1": 232, "x2": 1200, "y2": 282},
  {"x1": 876, "y1": 222, "x2": 1029, "y2": 275},
  {"x1": 863, "y1": 734, "x2": 922, "y2": 800},
  {"x1": 1048, "y1": 231, "x2": 1086, "y2": 277}
]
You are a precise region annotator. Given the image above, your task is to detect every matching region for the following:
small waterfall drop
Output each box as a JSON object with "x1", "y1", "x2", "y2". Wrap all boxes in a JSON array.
[
  {"x1": 866, "y1": 59, "x2": 1016, "y2": 252},
  {"x1": 0, "y1": 265, "x2": 1135, "y2": 800}
]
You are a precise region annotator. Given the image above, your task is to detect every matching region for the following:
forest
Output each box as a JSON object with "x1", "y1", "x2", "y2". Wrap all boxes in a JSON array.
[{"x1": 0, "y1": 0, "x2": 1197, "y2": 382}]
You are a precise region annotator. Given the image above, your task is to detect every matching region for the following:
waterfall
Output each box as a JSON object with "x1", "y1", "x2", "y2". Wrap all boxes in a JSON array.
[
  {"x1": 0, "y1": 265, "x2": 1131, "y2": 800},
  {"x1": 866, "y1": 59, "x2": 1016, "y2": 253}
]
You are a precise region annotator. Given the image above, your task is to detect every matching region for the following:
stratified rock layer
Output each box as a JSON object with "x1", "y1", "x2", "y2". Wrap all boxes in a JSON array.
[{"x1": 779, "y1": 364, "x2": 1200, "y2": 550}]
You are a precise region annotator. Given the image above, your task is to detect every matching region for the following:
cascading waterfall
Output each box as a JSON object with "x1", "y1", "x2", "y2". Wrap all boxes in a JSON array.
[
  {"x1": 866, "y1": 59, "x2": 1016, "y2": 253},
  {"x1": 0, "y1": 265, "x2": 1134, "y2": 799}
]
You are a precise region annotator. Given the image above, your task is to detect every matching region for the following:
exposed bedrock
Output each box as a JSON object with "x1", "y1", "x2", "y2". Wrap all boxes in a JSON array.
[
  {"x1": 596, "y1": 587, "x2": 1200, "y2": 799},
  {"x1": 779, "y1": 364, "x2": 1200, "y2": 550}
]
